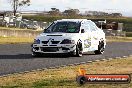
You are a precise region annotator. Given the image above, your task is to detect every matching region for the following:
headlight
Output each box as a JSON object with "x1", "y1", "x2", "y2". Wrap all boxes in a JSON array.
[
  {"x1": 61, "y1": 39, "x2": 75, "y2": 44},
  {"x1": 34, "y1": 39, "x2": 40, "y2": 44}
]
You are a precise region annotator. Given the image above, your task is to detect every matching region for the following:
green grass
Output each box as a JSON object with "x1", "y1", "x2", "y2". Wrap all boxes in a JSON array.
[
  {"x1": 23, "y1": 16, "x2": 131, "y2": 22},
  {"x1": 126, "y1": 32, "x2": 132, "y2": 37},
  {"x1": 0, "y1": 37, "x2": 34, "y2": 44},
  {"x1": 0, "y1": 36, "x2": 132, "y2": 44},
  {"x1": 0, "y1": 27, "x2": 42, "y2": 31},
  {"x1": 106, "y1": 36, "x2": 132, "y2": 42},
  {"x1": 0, "y1": 57, "x2": 132, "y2": 88},
  {"x1": 0, "y1": 26, "x2": 28, "y2": 30}
]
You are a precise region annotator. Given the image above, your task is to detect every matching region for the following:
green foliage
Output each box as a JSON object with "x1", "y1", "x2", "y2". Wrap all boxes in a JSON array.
[
  {"x1": 126, "y1": 32, "x2": 132, "y2": 37},
  {"x1": 23, "y1": 16, "x2": 61, "y2": 22},
  {"x1": 10, "y1": 0, "x2": 30, "y2": 16},
  {"x1": 23, "y1": 16, "x2": 80, "y2": 22},
  {"x1": 63, "y1": 9, "x2": 80, "y2": 16},
  {"x1": 48, "y1": 8, "x2": 61, "y2": 16}
]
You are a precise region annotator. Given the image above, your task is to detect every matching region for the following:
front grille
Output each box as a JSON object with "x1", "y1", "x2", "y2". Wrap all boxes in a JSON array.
[
  {"x1": 41, "y1": 47, "x2": 59, "y2": 52},
  {"x1": 51, "y1": 41, "x2": 60, "y2": 44},
  {"x1": 62, "y1": 47, "x2": 70, "y2": 50},
  {"x1": 34, "y1": 47, "x2": 39, "y2": 51},
  {"x1": 42, "y1": 41, "x2": 60, "y2": 44},
  {"x1": 47, "y1": 35, "x2": 62, "y2": 36},
  {"x1": 42, "y1": 41, "x2": 48, "y2": 44}
]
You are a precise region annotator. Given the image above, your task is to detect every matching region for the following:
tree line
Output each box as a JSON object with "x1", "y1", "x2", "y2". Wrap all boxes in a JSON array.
[{"x1": 9, "y1": 0, "x2": 122, "y2": 17}]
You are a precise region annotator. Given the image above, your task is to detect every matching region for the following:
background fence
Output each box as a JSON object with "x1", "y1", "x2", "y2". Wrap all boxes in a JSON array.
[{"x1": 0, "y1": 17, "x2": 127, "y2": 37}]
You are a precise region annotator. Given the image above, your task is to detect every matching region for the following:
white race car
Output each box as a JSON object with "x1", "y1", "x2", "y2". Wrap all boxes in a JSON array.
[{"x1": 32, "y1": 19, "x2": 106, "y2": 57}]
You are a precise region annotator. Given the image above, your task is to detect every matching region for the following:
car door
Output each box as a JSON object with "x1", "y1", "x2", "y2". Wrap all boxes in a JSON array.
[
  {"x1": 80, "y1": 21, "x2": 92, "y2": 52},
  {"x1": 89, "y1": 22, "x2": 99, "y2": 49}
]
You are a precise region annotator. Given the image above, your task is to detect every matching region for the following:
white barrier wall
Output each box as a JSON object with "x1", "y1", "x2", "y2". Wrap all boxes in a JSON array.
[{"x1": 0, "y1": 29, "x2": 42, "y2": 38}]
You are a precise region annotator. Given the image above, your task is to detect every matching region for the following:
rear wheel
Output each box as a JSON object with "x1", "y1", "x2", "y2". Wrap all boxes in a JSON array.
[{"x1": 94, "y1": 41, "x2": 105, "y2": 54}]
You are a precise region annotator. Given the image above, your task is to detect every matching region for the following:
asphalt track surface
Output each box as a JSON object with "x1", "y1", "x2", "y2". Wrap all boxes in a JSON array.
[{"x1": 0, "y1": 42, "x2": 132, "y2": 76}]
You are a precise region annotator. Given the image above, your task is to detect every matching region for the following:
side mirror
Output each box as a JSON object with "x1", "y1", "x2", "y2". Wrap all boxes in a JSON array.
[
  {"x1": 43, "y1": 29, "x2": 46, "y2": 32},
  {"x1": 81, "y1": 29, "x2": 85, "y2": 33}
]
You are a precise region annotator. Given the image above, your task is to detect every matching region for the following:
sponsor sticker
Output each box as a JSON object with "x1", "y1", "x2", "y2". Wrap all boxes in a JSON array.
[{"x1": 76, "y1": 68, "x2": 131, "y2": 85}]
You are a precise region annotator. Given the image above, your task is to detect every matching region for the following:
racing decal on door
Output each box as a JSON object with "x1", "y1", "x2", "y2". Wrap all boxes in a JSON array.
[{"x1": 84, "y1": 38, "x2": 91, "y2": 48}]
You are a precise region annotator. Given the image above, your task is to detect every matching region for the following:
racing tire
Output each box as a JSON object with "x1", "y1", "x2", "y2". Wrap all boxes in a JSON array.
[
  {"x1": 32, "y1": 52, "x2": 42, "y2": 57},
  {"x1": 76, "y1": 43, "x2": 83, "y2": 57},
  {"x1": 76, "y1": 76, "x2": 86, "y2": 85},
  {"x1": 94, "y1": 41, "x2": 105, "y2": 55}
]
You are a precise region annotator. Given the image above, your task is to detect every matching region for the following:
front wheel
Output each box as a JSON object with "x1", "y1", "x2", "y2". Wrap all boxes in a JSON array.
[
  {"x1": 76, "y1": 43, "x2": 83, "y2": 57},
  {"x1": 32, "y1": 52, "x2": 42, "y2": 57},
  {"x1": 94, "y1": 41, "x2": 105, "y2": 54}
]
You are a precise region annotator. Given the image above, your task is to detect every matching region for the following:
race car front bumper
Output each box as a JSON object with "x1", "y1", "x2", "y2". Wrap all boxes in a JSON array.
[{"x1": 32, "y1": 44, "x2": 76, "y2": 54}]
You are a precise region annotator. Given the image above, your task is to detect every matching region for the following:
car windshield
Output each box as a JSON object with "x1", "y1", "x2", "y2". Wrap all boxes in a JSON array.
[{"x1": 44, "y1": 21, "x2": 81, "y2": 33}]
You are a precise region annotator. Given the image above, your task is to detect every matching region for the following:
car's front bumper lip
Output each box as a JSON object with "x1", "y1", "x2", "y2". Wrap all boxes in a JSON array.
[{"x1": 32, "y1": 44, "x2": 76, "y2": 53}]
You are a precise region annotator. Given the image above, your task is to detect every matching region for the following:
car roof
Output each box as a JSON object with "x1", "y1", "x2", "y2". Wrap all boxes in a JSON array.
[{"x1": 56, "y1": 19, "x2": 92, "y2": 23}]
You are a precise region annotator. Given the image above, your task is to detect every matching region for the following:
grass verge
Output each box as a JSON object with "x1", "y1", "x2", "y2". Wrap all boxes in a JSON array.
[
  {"x1": 0, "y1": 57, "x2": 132, "y2": 88},
  {"x1": 106, "y1": 36, "x2": 132, "y2": 42},
  {"x1": 0, "y1": 36, "x2": 132, "y2": 44},
  {"x1": 0, "y1": 27, "x2": 30, "y2": 31},
  {"x1": 0, "y1": 37, "x2": 34, "y2": 44},
  {"x1": 0, "y1": 27, "x2": 42, "y2": 31}
]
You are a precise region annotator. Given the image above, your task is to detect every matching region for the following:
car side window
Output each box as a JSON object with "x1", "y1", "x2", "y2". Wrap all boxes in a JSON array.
[
  {"x1": 89, "y1": 22, "x2": 97, "y2": 32},
  {"x1": 44, "y1": 22, "x2": 55, "y2": 33},
  {"x1": 85, "y1": 21, "x2": 91, "y2": 32},
  {"x1": 81, "y1": 21, "x2": 90, "y2": 32}
]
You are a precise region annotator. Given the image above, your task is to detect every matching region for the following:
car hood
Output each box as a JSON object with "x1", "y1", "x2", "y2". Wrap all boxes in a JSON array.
[{"x1": 36, "y1": 33, "x2": 80, "y2": 42}]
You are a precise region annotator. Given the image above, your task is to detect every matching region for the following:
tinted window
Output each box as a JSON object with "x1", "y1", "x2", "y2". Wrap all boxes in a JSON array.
[
  {"x1": 83, "y1": 21, "x2": 90, "y2": 32},
  {"x1": 89, "y1": 22, "x2": 98, "y2": 31},
  {"x1": 44, "y1": 21, "x2": 81, "y2": 33}
]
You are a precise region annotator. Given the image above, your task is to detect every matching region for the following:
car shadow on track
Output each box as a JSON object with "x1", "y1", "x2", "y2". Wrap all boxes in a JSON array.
[
  {"x1": 33, "y1": 53, "x2": 98, "y2": 58},
  {"x1": 0, "y1": 53, "x2": 97, "y2": 59},
  {"x1": 33, "y1": 54, "x2": 72, "y2": 58},
  {"x1": 0, "y1": 54, "x2": 71, "y2": 59},
  {"x1": 0, "y1": 54, "x2": 33, "y2": 59}
]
